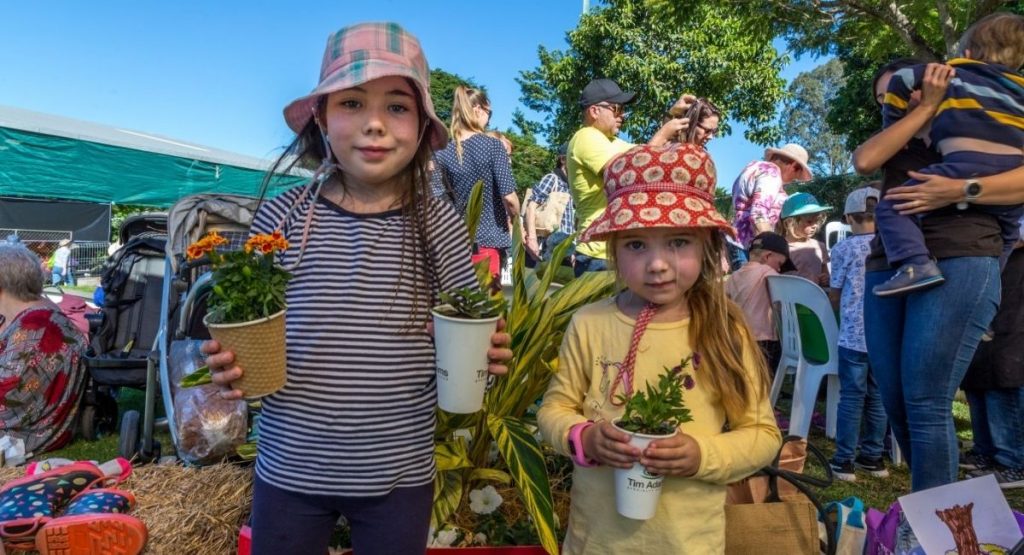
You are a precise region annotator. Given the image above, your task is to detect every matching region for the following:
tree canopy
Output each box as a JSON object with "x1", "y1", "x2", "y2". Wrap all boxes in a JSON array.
[
  {"x1": 649, "y1": 0, "x2": 1022, "y2": 151},
  {"x1": 518, "y1": 0, "x2": 788, "y2": 148},
  {"x1": 780, "y1": 59, "x2": 850, "y2": 177}
]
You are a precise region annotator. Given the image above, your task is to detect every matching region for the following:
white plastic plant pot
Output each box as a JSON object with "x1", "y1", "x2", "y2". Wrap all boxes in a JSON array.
[
  {"x1": 431, "y1": 305, "x2": 500, "y2": 414},
  {"x1": 611, "y1": 419, "x2": 678, "y2": 520}
]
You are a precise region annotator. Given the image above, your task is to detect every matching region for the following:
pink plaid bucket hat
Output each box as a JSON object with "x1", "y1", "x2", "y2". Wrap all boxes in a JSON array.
[
  {"x1": 283, "y1": 22, "x2": 448, "y2": 150},
  {"x1": 579, "y1": 143, "x2": 735, "y2": 243}
]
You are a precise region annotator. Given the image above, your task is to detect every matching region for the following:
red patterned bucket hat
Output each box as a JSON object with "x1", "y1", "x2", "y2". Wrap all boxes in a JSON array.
[
  {"x1": 283, "y1": 22, "x2": 448, "y2": 150},
  {"x1": 579, "y1": 143, "x2": 734, "y2": 243}
]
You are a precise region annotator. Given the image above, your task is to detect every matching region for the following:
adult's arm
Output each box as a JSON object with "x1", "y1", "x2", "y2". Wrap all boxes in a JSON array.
[
  {"x1": 888, "y1": 165, "x2": 1024, "y2": 214},
  {"x1": 648, "y1": 93, "x2": 698, "y2": 146},
  {"x1": 749, "y1": 172, "x2": 785, "y2": 233},
  {"x1": 851, "y1": 63, "x2": 954, "y2": 175}
]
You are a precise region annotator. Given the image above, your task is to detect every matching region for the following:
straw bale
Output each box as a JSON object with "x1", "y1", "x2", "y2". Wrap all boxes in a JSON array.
[{"x1": 126, "y1": 462, "x2": 253, "y2": 554}]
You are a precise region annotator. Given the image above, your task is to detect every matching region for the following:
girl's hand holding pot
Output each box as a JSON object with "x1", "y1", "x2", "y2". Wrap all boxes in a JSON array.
[
  {"x1": 200, "y1": 339, "x2": 245, "y2": 400},
  {"x1": 640, "y1": 433, "x2": 701, "y2": 477},
  {"x1": 582, "y1": 421, "x2": 640, "y2": 469}
]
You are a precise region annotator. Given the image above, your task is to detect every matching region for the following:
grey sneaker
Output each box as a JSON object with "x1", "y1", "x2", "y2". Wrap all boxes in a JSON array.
[
  {"x1": 873, "y1": 260, "x2": 945, "y2": 297},
  {"x1": 854, "y1": 455, "x2": 890, "y2": 478},
  {"x1": 959, "y1": 450, "x2": 995, "y2": 471},
  {"x1": 971, "y1": 465, "x2": 1024, "y2": 489}
]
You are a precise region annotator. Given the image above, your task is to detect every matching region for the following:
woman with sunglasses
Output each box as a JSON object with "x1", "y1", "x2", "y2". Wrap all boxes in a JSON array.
[
  {"x1": 679, "y1": 98, "x2": 721, "y2": 147},
  {"x1": 432, "y1": 85, "x2": 520, "y2": 272}
]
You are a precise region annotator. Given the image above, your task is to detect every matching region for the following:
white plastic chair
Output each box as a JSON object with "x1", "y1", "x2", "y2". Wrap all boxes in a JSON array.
[
  {"x1": 824, "y1": 221, "x2": 851, "y2": 252},
  {"x1": 766, "y1": 274, "x2": 840, "y2": 439}
]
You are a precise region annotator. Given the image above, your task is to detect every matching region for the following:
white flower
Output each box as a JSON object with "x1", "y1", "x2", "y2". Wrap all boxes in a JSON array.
[
  {"x1": 469, "y1": 485, "x2": 504, "y2": 514},
  {"x1": 473, "y1": 532, "x2": 488, "y2": 545},
  {"x1": 429, "y1": 528, "x2": 459, "y2": 547}
]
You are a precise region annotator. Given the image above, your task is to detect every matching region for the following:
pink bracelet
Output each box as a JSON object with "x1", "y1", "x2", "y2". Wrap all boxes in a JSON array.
[{"x1": 568, "y1": 421, "x2": 598, "y2": 467}]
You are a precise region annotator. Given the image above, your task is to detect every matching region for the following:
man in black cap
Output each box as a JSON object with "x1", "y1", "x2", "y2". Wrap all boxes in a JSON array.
[{"x1": 567, "y1": 78, "x2": 691, "y2": 276}]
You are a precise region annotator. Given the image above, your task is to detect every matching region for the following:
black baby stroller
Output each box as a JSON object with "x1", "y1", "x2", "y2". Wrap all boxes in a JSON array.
[
  {"x1": 81, "y1": 213, "x2": 172, "y2": 462},
  {"x1": 156, "y1": 194, "x2": 259, "y2": 465}
]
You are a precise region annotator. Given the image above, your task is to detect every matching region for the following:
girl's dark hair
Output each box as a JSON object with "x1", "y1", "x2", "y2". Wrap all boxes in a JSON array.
[
  {"x1": 871, "y1": 58, "x2": 922, "y2": 105},
  {"x1": 681, "y1": 98, "x2": 722, "y2": 144},
  {"x1": 257, "y1": 79, "x2": 438, "y2": 329}
]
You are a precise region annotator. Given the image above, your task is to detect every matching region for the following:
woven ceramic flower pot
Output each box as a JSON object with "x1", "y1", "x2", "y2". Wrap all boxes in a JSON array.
[
  {"x1": 611, "y1": 419, "x2": 678, "y2": 520},
  {"x1": 204, "y1": 309, "x2": 286, "y2": 399}
]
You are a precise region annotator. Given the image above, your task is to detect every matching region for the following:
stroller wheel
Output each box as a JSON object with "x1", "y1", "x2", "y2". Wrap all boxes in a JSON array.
[
  {"x1": 78, "y1": 405, "x2": 97, "y2": 441},
  {"x1": 118, "y1": 410, "x2": 140, "y2": 460}
]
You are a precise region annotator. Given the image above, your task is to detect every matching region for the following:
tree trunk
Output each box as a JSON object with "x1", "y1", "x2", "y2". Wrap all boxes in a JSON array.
[{"x1": 936, "y1": 503, "x2": 982, "y2": 555}]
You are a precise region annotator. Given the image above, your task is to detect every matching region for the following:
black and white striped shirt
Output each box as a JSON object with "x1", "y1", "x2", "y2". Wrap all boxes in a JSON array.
[{"x1": 251, "y1": 186, "x2": 476, "y2": 496}]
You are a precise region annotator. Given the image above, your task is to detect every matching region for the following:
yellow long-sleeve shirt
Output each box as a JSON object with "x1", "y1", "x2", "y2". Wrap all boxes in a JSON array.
[{"x1": 537, "y1": 298, "x2": 781, "y2": 554}]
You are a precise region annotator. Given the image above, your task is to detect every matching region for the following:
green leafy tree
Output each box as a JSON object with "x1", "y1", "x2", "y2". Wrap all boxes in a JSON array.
[
  {"x1": 780, "y1": 59, "x2": 850, "y2": 176},
  {"x1": 505, "y1": 130, "x2": 556, "y2": 196},
  {"x1": 519, "y1": 0, "x2": 787, "y2": 147},
  {"x1": 650, "y1": 0, "x2": 1022, "y2": 151},
  {"x1": 430, "y1": 68, "x2": 484, "y2": 127}
]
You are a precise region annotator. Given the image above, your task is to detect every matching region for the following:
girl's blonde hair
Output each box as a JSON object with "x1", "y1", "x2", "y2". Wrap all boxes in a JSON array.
[
  {"x1": 450, "y1": 85, "x2": 490, "y2": 163},
  {"x1": 780, "y1": 213, "x2": 826, "y2": 241},
  {"x1": 259, "y1": 79, "x2": 438, "y2": 328},
  {"x1": 608, "y1": 230, "x2": 770, "y2": 415}
]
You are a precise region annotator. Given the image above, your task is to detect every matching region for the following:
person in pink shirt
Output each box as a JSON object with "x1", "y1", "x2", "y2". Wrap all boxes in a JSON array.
[
  {"x1": 726, "y1": 232, "x2": 796, "y2": 374},
  {"x1": 728, "y1": 144, "x2": 813, "y2": 270}
]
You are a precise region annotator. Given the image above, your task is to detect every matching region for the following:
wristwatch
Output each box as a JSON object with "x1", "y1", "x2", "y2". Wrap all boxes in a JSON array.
[
  {"x1": 567, "y1": 421, "x2": 598, "y2": 467},
  {"x1": 957, "y1": 179, "x2": 983, "y2": 210}
]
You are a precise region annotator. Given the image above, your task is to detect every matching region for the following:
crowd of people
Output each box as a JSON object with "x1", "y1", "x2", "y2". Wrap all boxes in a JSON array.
[{"x1": 0, "y1": 10, "x2": 1021, "y2": 554}]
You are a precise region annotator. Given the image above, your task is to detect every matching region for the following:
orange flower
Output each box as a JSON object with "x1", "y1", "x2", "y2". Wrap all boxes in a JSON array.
[
  {"x1": 260, "y1": 243, "x2": 274, "y2": 254},
  {"x1": 186, "y1": 245, "x2": 205, "y2": 261}
]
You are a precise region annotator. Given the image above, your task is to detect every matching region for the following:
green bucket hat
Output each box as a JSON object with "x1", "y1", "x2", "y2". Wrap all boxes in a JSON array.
[{"x1": 781, "y1": 192, "x2": 831, "y2": 219}]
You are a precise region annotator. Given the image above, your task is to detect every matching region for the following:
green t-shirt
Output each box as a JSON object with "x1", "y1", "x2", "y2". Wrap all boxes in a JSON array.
[{"x1": 566, "y1": 126, "x2": 632, "y2": 259}]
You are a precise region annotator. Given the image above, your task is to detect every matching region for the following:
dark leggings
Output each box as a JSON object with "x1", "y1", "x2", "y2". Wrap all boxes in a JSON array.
[{"x1": 251, "y1": 475, "x2": 433, "y2": 555}]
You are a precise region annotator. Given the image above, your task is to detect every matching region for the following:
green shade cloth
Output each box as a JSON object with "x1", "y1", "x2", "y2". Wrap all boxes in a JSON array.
[
  {"x1": 0, "y1": 127, "x2": 303, "y2": 207},
  {"x1": 0, "y1": 105, "x2": 306, "y2": 208}
]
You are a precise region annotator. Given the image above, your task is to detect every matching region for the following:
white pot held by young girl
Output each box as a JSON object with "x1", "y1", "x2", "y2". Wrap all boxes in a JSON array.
[
  {"x1": 612, "y1": 420, "x2": 678, "y2": 520},
  {"x1": 432, "y1": 307, "x2": 500, "y2": 414}
]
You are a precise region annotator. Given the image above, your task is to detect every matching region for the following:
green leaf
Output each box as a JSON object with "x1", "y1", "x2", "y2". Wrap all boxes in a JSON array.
[
  {"x1": 487, "y1": 414, "x2": 558, "y2": 555},
  {"x1": 431, "y1": 469, "x2": 464, "y2": 528},
  {"x1": 236, "y1": 442, "x2": 257, "y2": 460},
  {"x1": 468, "y1": 468, "x2": 513, "y2": 486},
  {"x1": 464, "y1": 179, "x2": 485, "y2": 241},
  {"x1": 435, "y1": 438, "x2": 474, "y2": 472},
  {"x1": 179, "y1": 366, "x2": 212, "y2": 388}
]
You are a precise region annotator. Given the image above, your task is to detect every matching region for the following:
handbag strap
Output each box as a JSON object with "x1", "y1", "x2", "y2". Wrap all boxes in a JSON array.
[
  {"x1": 763, "y1": 464, "x2": 837, "y2": 555},
  {"x1": 761, "y1": 435, "x2": 837, "y2": 555}
]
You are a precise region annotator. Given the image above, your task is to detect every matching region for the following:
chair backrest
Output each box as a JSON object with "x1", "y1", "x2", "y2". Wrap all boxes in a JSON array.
[
  {"x1": 766, "y1": 274, "x2": 839, "y2": 368},
  {"x1": 824, "y1": 221, "x2": 851, "y2": 252}
]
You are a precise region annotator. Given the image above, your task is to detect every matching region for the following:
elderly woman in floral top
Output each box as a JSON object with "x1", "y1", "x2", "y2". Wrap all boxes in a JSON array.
[{"x1": 0, "y1": 244, "x2": 87, "y2": 455}]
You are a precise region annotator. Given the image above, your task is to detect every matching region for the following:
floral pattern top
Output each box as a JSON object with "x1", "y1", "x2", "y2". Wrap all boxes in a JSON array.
[
  {"x1": 731, "y1": 160, "x2": 789, "y2": 248},
  {"x1": 0, "y1": 305, "x2": 87, "y2": 455}
]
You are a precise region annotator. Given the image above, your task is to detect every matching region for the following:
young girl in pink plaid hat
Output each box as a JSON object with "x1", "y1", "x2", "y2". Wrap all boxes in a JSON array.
[
  {"x1": 537, "y1": 143, "x2": 781, "y2": 552},
  {"x1": 201, "y1": 22, "x2": 511, "y2": 554}
]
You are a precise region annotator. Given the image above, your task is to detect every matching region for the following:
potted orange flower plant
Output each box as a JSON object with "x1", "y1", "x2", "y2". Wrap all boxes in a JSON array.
[{"x1": 187, "y1": 230, "x2": 291, "y2": 398}]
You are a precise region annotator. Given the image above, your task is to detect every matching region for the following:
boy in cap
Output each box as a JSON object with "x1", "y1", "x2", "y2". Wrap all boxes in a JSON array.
[
  {"x1": 828, "y1": 185, "x2": 890, "y2": 481},
  {"x1": 726, "y1": 231, "x2": 796, "y2": 373}
]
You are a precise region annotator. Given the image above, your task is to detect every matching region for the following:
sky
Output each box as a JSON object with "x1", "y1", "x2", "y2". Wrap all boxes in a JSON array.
[{"x1": 0, "y1": 1, "x2": 826, "y2": 189}]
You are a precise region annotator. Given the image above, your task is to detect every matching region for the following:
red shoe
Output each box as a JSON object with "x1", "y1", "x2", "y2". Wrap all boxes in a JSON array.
[{"x1": 35, "y1": 513, "x2": 147, "y2": 555}]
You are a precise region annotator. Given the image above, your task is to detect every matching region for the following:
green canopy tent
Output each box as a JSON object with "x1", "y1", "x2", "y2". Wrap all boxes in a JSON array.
[{"x1": 0, "y1": 105, "x2": 306, "y2": 208}]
